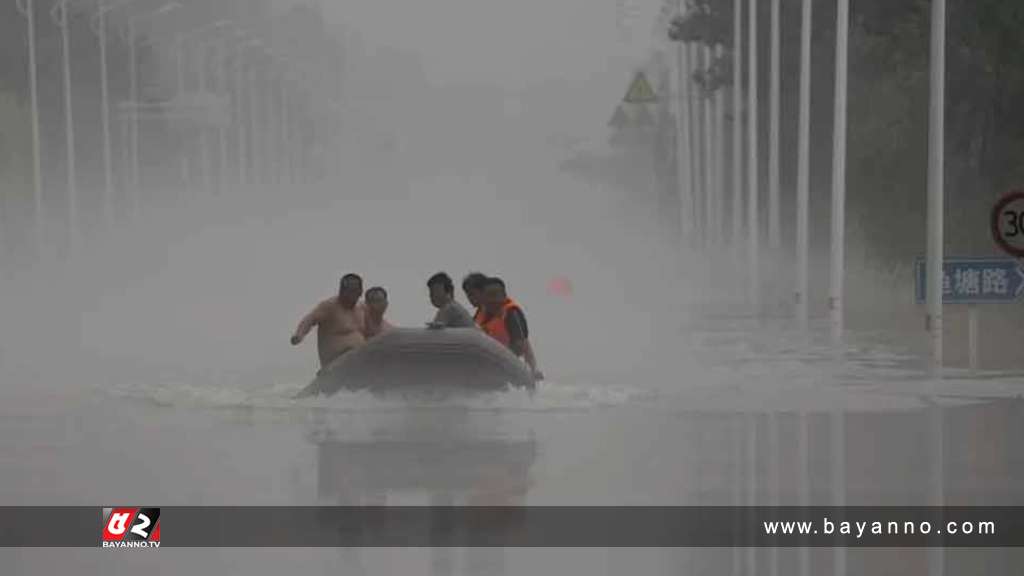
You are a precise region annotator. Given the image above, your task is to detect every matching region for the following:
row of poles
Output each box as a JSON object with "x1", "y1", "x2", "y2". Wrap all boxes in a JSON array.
[
  {"x1": 671, "y1": 7, "x2": 946, "y2": 576},
  {"x1": 672, "y1": 0, "x2": 947, "y2": 365},
  {"x1": 14, "y1": 0, "x2": 327, "y2": 258}
]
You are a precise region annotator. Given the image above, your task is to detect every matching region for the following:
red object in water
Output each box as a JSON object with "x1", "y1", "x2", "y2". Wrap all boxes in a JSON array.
[{"x1": 547, "y1": 276, "x2": 573, "y2": 297}]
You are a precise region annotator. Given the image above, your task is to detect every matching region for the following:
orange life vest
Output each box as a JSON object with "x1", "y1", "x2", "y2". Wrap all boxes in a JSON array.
[{"x1": 481, "y1": 299, "x2": 521, "y2": 349}]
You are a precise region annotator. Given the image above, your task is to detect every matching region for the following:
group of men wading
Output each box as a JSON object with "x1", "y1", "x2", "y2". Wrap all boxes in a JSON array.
[{"x1": 290, "y1": 272, "x2": 543, "y2": 381}]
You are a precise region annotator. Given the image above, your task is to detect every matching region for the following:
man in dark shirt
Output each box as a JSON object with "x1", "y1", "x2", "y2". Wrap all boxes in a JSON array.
[
  {"x1": 461, "y1": 272, "x2": 489, "y2": 325},
  {"x1": 427, "y1": 272, "x2": 476, "y2": 328}
]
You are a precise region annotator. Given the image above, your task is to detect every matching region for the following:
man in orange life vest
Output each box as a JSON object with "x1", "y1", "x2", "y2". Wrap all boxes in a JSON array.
[{"x1": 479, "y1": 276, "x2": 543, "y2": 381}]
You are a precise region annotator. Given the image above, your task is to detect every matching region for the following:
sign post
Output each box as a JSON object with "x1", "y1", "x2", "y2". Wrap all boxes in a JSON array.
[{"x1": 968, "y1": 304, "x2": 978, "y2": 369}]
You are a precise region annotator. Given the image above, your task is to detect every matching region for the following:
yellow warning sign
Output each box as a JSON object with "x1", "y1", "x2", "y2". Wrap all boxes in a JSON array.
[{"x1": 623, "y1": 71, "x2": 657, "y2": 103}]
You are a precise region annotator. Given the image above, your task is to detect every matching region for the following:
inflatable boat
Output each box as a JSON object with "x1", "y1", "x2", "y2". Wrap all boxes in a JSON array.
[{"x1": 297, "y1": 327, "x2": 536, "y2": 397}]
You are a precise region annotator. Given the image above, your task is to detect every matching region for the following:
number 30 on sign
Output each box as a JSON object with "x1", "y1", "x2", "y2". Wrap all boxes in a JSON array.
[{"x1": 992, "y1": 191, "x2": 1024, "y2": 258}]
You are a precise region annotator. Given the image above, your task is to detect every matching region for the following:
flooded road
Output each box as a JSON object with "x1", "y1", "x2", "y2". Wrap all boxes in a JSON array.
[{"x1": 3, "y1": 318, "x2": 1023, "y2": 574}]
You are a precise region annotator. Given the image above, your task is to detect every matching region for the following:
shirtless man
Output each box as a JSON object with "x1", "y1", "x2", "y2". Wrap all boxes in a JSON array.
[{"x1": 291, "y1": 273, "x2": 368, "y2": 368}]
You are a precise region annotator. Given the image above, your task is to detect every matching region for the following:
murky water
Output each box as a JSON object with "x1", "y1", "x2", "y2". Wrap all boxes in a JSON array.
[{"x1": 3, "y1": 318, "x2": 1024, "y2": 574}]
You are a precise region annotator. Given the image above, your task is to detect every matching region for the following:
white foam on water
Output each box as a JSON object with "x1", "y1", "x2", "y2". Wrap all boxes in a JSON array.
[{"x1": 97, "y1": 368, "x2": 656, "y2": 417}]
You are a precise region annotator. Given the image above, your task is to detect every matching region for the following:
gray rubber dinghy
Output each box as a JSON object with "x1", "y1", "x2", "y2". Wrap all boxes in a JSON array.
[{"x1": 297, "y1": 327, "x2": 536, "y2": 397}]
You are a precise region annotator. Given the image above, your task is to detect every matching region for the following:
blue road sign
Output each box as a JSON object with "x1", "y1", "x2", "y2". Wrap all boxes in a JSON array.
[{"x1": 915, "y1": 257, "x2": 1024, "y2": 304}]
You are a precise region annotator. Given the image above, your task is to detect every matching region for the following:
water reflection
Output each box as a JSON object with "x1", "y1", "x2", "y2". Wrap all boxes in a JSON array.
[
  {"x1": 303, "y1": 394, "x2": 1024, "y2": 575},
  {"x1": 676, "y1": 399, "x2": 1024, "y2": 575},
  {"x1": 310, "y1": 407, "x2": 536, "y2": 576}
]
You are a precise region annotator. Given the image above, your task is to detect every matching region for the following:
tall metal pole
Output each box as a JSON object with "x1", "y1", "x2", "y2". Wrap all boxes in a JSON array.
[
  {"x1": 714, "y1": 44, "x2": 727, "y2": 249},
  {"x1": 830, "y1": 0, "x2": 850, "y2": 344},
  {"x1": 268, "y1": 68, "x2": 281, "y2": 187},
  {"x1": 732, "y1": 0, "x2": 743, "y2": 257},
  {"x1": 197, "y1": 44, "x2": 213, "y2": 197},
  {"x1": 236, "y1": 43, "x2": 248, "y2": 187},
  {"x1": 175, "y1": 34, "x2": 190, "y2": 197},
  {"x1": 18, "y1": 0, "x2": 45, "y2": 251},
  {"x1": 217, "y1": 39, "x2": 230, "y2": 195},
  {"x1": 690, "y1": 46, "x2": 704, "y2": 247},
  {"x1": 795, "y1": 0, "x2": 813, "y2": 331},
  {"x1": 929, "y1": 0, "x2": 950, "y2": 366},
  {"x1": 926, "y1": 0, "x2": 947, "y2": 367},
  {"x1": 768, "y1": 0, "x2": 781, "y2": 253},
  {"x1": 675, "y1": 2, "x2": 692, "y2": 245},
  {"x1": 702, "y1": 46, "x2": 715, "y2": 249},
  {"x1": 54, "y1": 0, "x2": 78, "y2": 253},
  {"x1": 247, "y1": 54, "x2": 260, "y2": 187},
  {"x1": 747, "y1": 0, "x2": 760, "y2": 313},
  {"x1": 128, "y1": 20, "x2": 140, "y2": 217},
  {"x1": 96, "y1": 4, "x2": 115, "y2": 230},
  {"x1": 281, "y1": 70, "x2": 292, "y2": 186}
]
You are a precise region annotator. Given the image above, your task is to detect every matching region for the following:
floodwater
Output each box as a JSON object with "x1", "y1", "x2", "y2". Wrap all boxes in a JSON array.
[{"x1": 2, "y1": 315, "x2": 1024, "y2": 575}]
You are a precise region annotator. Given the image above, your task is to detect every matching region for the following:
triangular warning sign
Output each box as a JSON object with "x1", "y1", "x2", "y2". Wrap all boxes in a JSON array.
[
  {"x1": 608, "y1": 105, "x2": 629, "y2": 129},
  {"x1": 623, "y1": 71, "x2": 657, "y2": 103}
]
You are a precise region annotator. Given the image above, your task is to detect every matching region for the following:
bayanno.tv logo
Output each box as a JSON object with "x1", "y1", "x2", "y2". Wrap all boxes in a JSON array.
[{"x1": 101, "y1": 508, "x2": 161, "y2": 549}]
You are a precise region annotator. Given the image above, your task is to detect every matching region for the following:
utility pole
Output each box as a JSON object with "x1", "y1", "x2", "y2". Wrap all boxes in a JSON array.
[
  {"x1": 672, "y1": 1, "x2": 693, "y2": 245},
  {"x1": 175, "y1": 33, "x2": 191, "y2": 198},
  {"x1": 248, "y1": 50, "x2": 261, "y2": 187},
  {"x1": 197, "y1": 43, "x2": 213, "y2": 197},
  {"x1": 702, "y1": 46, "x2": 715, "y2": 249},
  {"x1": 747, "y1": 0, "x2": 760, "y2": 313},
  {"x1": 768, "y1": 0, "x2": 781, "y2": 253},
  {"x1": 795, "y1": 0, "x2": 813, "y2": 331},
  {"x1": 127, "y1": 19, "x2": 140, "y2": 216},
  {"x1": 926, "y1": 0, "x2": 947, "y2": 368},
  {"x1": 732, "y1": 0, "x2": 743, "y2": 259},
  {"x1": 830, "y1": 0, "x2": 850, "y2": 344},
  {"x1": 217, "y1": 39, "x2": 230, "y2": 195},
  {"x1": 236, "y1": 42, "x2": 248, "y2": 187},
  {"x1": 16, "y1": 0, "x2": 45, "y2": 252},
  {"x1": 93, "y1": 2, "x2": 115, "y2": 230},
  {"x1": 714, "y1": 44, "x2": 726, "y2": 249},
  {"x1": 53, "y1": 0, "x2": 79, "y2": 254},
  {"x1": 281, "y1": 70, "x2": 292, "y2": 186},
  {"x1": 692, "y1": 44, "x2": 708, "y2": 241}
]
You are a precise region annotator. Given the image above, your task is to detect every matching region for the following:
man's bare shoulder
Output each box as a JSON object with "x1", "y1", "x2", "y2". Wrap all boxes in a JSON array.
[{"x1": 314, "y1": 297, "x2": 338, "y2": 314}]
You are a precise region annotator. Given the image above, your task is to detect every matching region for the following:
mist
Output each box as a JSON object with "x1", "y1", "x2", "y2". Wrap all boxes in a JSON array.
[{"x1": 0, "y1": 0, "x2": 701, "y2": 391}]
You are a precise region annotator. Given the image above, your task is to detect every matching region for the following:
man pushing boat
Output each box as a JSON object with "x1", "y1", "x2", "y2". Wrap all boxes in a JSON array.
[{"x1": 290, "y1": 273, "x2": 368, "y2": 369}]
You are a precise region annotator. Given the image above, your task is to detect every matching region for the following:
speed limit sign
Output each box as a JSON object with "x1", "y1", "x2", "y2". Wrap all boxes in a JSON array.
[{"x1": 992, "y1": 191, "x2": 1024, "y2": 258}]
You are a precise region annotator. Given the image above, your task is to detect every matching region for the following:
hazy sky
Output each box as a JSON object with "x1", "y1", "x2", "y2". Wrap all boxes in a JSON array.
[
  {"x1": 320, "y1": 0, "x2": 659, "y2": 142},
  {"x1": 0, "y1": 0, "x2": 683, "y2": 380}
]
